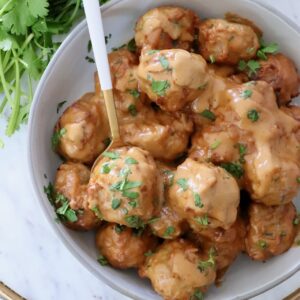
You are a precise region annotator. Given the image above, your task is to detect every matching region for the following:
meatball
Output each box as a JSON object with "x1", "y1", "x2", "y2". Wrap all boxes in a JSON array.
[
  {"x1": 137, "y1": 49, "x2": 211, "y2": 112},
  {"x1": 245, "y1": 202, "x2": 297, "y2": 261},
  {"x1": 252, "y1": 53, "x2": 300, "y2": 105},
  {"x1": 188, "y1": 217, "x2": 246, "y2": 280},
  {"x1": 150, "y1": 162, "x2": 186, "y2": 239},
  {"x1": 88, "y1": 146, "x2": 162, "y2": 227},
  {"x1": 168, "y1": 158, "x2": 240, "y2": 230},
  {"x1": 139, "y1": 239, "x2": 216, "y2": 300},
  {"x1": 226, "y1": 81, "x2": 300, "y2": 205},
  {"x1": 55, "y1": 162, "x2": 101, "y2": 230},
  {"x1": 95, "y1": 223, "x2": 157, "y2": 269},
  {"x1": 54, "y1": 93, "x2": 109, "y2": 164},
  {"x1": 121, "y1": 109, "x2": 193, "y2": 161},
  {"x1": 135, "y1": 6, "x2": 200, "y2": 51},
  {"x1": 95, "y1": 50, "x2": 194, "y2": 161},
  {"x1": 198, "y1": 19, "x2": 259, "y2": 65}
]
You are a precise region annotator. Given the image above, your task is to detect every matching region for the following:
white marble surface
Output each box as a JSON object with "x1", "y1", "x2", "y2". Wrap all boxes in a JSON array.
[{"x1": 0, "y1": 0, "x2": 300, "y2": 299}]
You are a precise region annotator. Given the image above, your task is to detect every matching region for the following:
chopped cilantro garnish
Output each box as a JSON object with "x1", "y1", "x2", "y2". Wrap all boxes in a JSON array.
[
  {"x1": 221, "y1": 162, "x2": 244, "y2": 178},
  {"x1": 197, "y1": 249, "x2": 215, "y2": 273},
  {"x1": 190, "y1": 289, "x2": 204, "y2": 300},
  {"x1": 257, "y1": 40, "x2": 279, "y2": 60},
  {"x1": 163, "y1": 226, "x2": 175, "y2": 237},
  {"x1": 147, "y1": 50, "x2": 159, "y2": 55},
  {"x1": 127, "y1": 38, "x2": 137, "y2": 52},
  {"x1": 296, "y1": 177, "x2": 300, "y2": 183},
  {"x1": 159, "y1": 55, "x2": 170, "y2": 70},
  {"x1": 125, "y1": 215, "x2": 144, "y2": 228},
  {"x1": 247, "y1": 60, "x2": 261, "y2": 76},
  {"x1": 129, "y1": 89, "x2": 140, "y2": 99},
  {"x1": 258, "y1": 240, "x2": 268, "y2": 249},
  {"x1": 85, "y1": 56, "x2": 95, "y2": 63},
  {"x1": 238, "y1": 60, "x2": 260, "y2": 77},
  {"x1": 236, "y1": 143, "x2": 247, "y2": 163},
  {"x1": 103, "y1": 151, "x2": 120, "y2": 160},
  {"x1": 199, "y1": 109, "x2": 216, "y2": 121},
  {"x1": 125, "y1": 157, "x2": 138, "y2": 165},
  {"x1": 194, "y1": 215, "x2": 209, "y2": 226},
  {"x1": 176, "y1": 178, "x2": 188, "y2": 191},
  {"x1": 123, "y1": 190, "x2": 139, "y2": 199},
  {"x1": 147, "y1": 217, "x2": 161, "y2": 224},
  {"x1": 91, "y1": 205, "x2": 103, "y2": 220},
  {"x1": 194, "y1": 193, "x2": 204, "y2": 208},
  {"x1": 51, "y1": 128, "x2": 66, "y2": 150},
  {"x1": 100, "y1": 163, "x2": 111, "y2": 174},
  {"x1": 105, "y1": 33, "x2": 112, "y2": 45},
  {"x1": 123, "y1": 181, "x2": 142, "y2": 190},
  {"x1": 210, "y1": 140, "x2": 221, "y2": 150},
  {"x1": 128, "y1": 104, "x2": 137, "y2": 116},
  {"x1": 111, "y1": 198, "x2": 121, "y2": 210},
  {"x1": 151, "y1": 79, "x2": 170, "y2": 96},
  {"x1": 115, "y1": 224, "x2": 126, "y2": 234},
  {"x1": 55, "y1": 194, "x2": 78, "y2": 223},
  {"x1": 209, "y1": 55, "x2": 216, "y2": 64},
  {"x1": 128, "y1": 200, "x2": 138, "y2": 208},
  {"x1": 56, "y1": 101, "x2": 67, "y2": 113},
  {"x1": 97, "y1": 255, "x2": 109, "y2": 266},
  {"x1": 144, "y1": 250, "x2": 154, "y2": 257},
  {"x1": 247, "y1": 109, "x2": 260, "y2": 122},
  {"x1": 241, "y1": 89, "x2": 252, "y2": 99}
]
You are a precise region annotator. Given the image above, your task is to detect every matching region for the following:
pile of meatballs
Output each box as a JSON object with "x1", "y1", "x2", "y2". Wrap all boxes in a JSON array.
[{"x1": 51, "y1": 6, "x2": 300, "y2": 300}]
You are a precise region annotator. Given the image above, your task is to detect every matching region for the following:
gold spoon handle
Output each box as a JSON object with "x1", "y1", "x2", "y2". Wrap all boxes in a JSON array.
[
  {"x1": 284, "y1": 288, "x2": 300, "y2": 300},
  {"x1": 103, "y1": 89, "x2": 121, "y2": 142},
  {"x1": 0, "y1": 282, "x2": 25, "y2": 300}
]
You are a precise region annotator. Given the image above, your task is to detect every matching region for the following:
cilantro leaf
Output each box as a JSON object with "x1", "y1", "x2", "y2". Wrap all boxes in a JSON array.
[
  {"x1": 151, "y1": 79, "x2": 170, "y2": 96},
  {"x1": 199, "y1": 109, "x2": 216, "y2": 121},
  {"x1": 176, "y1": 178, "x2": 188, "y2": 191},
  {"x1": 221, "y1": 162, "x2": 244, "y2": 178},
  {"x1": 28, "y1": 0, "x2": 49, "y2": 18}
]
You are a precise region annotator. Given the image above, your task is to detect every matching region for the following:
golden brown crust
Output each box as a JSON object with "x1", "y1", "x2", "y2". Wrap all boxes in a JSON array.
[
  {"x1": 245, "y1": 202, "x2": 297, "y2": 261},
  {"x1": 55, "y1": 162, "x2": 101, "y2": 230},
  {"x1": 199, "y1": 19, "x2": 259, "y2": 65},
  {"x1": 135, "y1": 6, "x2": 200, "y2": 51},
  {"x1": 253, "y1": 53, "x2": 300, "y2": 105},
  {"x1": 96, "y1": 223, "x2": 157, "y2": 269}
]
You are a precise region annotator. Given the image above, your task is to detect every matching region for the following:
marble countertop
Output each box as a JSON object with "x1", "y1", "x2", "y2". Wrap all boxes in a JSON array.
[{"x1": 0, "y1": 0, "x2": 300, "y2": 299}]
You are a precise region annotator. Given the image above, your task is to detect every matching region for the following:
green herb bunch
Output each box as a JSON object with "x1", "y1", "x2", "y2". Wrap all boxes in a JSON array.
[{"x1": 0, "y1": 0, "x2": 108, "y2": 138}]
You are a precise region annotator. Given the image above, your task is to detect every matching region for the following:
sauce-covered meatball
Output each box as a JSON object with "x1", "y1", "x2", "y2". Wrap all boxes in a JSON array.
[
  {"x1": 137, "y1": 49, "x2": 211, "y2": 112},
  {"x1": 168, "y1": 158, "x2": 240, "y2": 230},
  {"x1": 188, "y1": 217, "x2": 246, "y2": 280},
  {"x1": 199, "y1": 19, "x2": 259, "y2": 65},
  {"x1": 55, "y1": 162, "x2": 101, "y2": 230},
  {"x1": 54, "y1": 93, "x2": 109, "y2": 164},
  {"x1": 95, "y1": 50, "x2": 194, "y2": 161},
  {"x1": 245, "y1": 202, "x2": 297, "y2": 261},
  {"x1": 252, "y1": 53, "x2": 300, "y2": 105},
  {"x1": 95, "y1": 223, "x2": 157, "y2": 269},
  {"x1": 191, "y1": 81, "x2": 300, "y2": 205},
  {"x1": 135, "y1": 6, "x2": 200, "y2": 51},
  {"x1": 88, "y1": 147, "x2": 162, "y2": 227},
  {"x1": 139, "y1": 239, "x2": 216, "y2": 300},
  {"x1": 150, "y1": 162, "x2": 186, "y2": 239}
]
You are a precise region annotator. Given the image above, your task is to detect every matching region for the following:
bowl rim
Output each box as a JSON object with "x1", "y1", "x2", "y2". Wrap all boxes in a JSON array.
[{"x1": 27, "y1": 0, "x2": 300, "y2": 299}]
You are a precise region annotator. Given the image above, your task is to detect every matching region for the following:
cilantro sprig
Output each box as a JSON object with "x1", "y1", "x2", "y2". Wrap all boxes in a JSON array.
[{"x1": 0, "y1": 0, "x2": 109, "y2": 138}]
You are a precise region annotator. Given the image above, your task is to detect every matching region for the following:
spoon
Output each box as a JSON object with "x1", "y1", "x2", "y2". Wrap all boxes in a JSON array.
[{"x1": 82, "y1": 0, "x2": 123, "y2": 170}]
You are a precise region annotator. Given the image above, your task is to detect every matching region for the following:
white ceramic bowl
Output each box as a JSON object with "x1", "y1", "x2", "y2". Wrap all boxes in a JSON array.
[{"x1": 28, "y1": 0, "x2": 300, "y2": 299}]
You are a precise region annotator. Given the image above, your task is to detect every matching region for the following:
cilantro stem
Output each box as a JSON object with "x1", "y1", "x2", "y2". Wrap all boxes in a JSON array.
[
  {"x1": 28, "y1": 74, "x2": 33, "y2": 104},
  {"x1": 0, "y1": 0, "x2": 13, "y2": 17},
  {"x1": 6, "y1": 49, "x2": 20, "y2": 136},
  {"x1": 20, "y1": 34, "x2": 35, "y2": 53},
  {"x1": 0, "y1": 98, "x2": 8, "y2": 114},
  {"x1": 3, "y1": 51, "x2": 11, "y2": 69},
  {"x1": 65, "y1": 0, "x2": 81, "y2": 26},
  {"x1": 0, "y1": 52, "x2": 14, "y2": 106}
]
